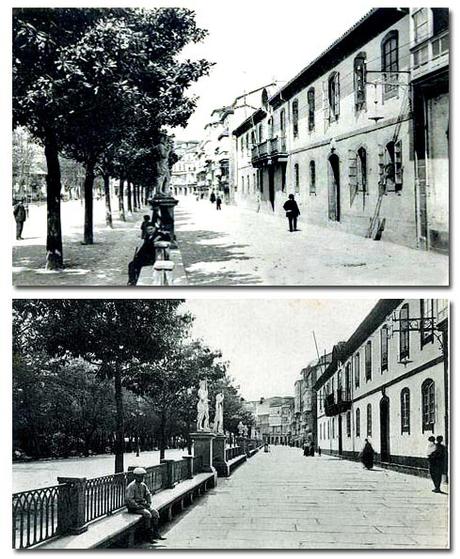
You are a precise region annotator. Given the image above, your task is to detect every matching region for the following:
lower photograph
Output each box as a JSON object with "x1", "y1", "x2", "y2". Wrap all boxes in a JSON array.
[{"x1": 12, "y1": 298, "x2": 449, "y2": 550}]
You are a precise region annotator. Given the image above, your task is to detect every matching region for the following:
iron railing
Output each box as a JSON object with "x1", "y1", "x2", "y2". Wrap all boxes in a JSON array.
[
  {"x1": 85, "y1": 473, "x2": 127, "y2": 523},
  {"x1": 12, "y1": 484, "x2": 61, "y2": 550},
  {"x1": 225, "y1": 446, "x2": 243, "y2": 461}
]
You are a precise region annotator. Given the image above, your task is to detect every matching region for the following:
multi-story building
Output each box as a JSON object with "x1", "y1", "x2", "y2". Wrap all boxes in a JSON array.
[
  {"x1": 232, "y1": 8, "x2": 449, "y2": 253},
  {"x1": 170, "y1": 140, "x2": 199, "y2": 196},
  {"x1": 410, "y1": 8, "x2": 449, "y2": 253},
  {"x1": 314, "y1": 299, "x2": 449, "y2": 477}
]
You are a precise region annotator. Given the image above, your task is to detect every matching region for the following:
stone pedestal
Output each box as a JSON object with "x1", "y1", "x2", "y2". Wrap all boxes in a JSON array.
[
  {"x1": 57, "y1": 477, "x2": 88, "y2": 535},
  {"x1": 151, "y1": 194, "x2": 179, "y2": 248},
  {"x1": 190, "y1": 432, "x2": 216, "y2": 476},
  {"x1": 237, "y1": 437, "x2": 250, "y2": 457},
  {"x1": 212, "y1": 434, "x2": 229, "y2": 477}
]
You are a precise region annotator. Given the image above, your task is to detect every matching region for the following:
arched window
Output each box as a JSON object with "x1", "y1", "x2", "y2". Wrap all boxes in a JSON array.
[
  {"x1": 356, "y1": 408, "x2": 361, "y2": 437},
  {"x1": 292, "y1": 99, "x2": 299, "y2": 138},
  {"x1": 309, "y1": 161, "x2": 316, "y2": 195},
  {"x1": 307, "y1": 88, "x2": 315, "y2": 131},
  {"x1": 294, "y1": 163, "x2": 300, "y2": 193},
  {"x1": 401, "y1": 388, "x2": 410, "y2": 434},
  {"x1": 328, "y1": 71, "x2": 340, "y2": 120},
  {"x1": 357, "y1": 147, "x2": 367, "y2": 193},
  {"x1": 367, "y1": 403, "x2": 372, "y2": 436},
  {"x1": 399, "y1": 304, "x2": 410, "y2": 360},
  {"x1": 422, "y1": 379, "x2": 435, "y2": 432},
  {"x1": 381, "y1": 30, "x2": 399, "y2": 98},
  {"x1": 354, "y1": 353, "x2": 360, "y2": 388},
  {"x1": 346, "y1": 411, "x2": 351, "y2": 437},
  {"x1": 381, "y1": 325, "x2": 389, "y2": 372},
  {"x1": 280, "y1": 108, "x2": 286, "y2": 134},
  {"x1": 365, "y1": 341, "x2": 372, "y2": 381},
  {"x1": 354, "y1": 52, "x2": 366, "y2": 110},
  {"x1": 382, "y1": 139, "x2": 403, "y2": 192}
]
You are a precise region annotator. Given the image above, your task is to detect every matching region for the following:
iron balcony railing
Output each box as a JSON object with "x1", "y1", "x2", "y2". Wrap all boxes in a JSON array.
[
  {"x1": 251, "y1": 136, "x2": 287, "y2": 164},
  {"x1": 324, "y1": 389, "x2": 352, "y2": 416}
]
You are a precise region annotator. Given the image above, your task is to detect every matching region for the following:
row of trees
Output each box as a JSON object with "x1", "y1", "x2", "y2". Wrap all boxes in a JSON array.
[
  {"x1": 13, "y1": 8, "x2": 212, "y2": 268},
  {"x1": 13, "y1": 300, "x2": 254, "y2": 471}
]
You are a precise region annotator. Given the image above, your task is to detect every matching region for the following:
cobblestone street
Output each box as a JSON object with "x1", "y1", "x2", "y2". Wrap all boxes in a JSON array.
[
  {"x1": 175, "y1": 197, "x2": 449, "y2": 286},
  {"x1": 153, "y1": 446, "x2": 449, "y2": 550}
]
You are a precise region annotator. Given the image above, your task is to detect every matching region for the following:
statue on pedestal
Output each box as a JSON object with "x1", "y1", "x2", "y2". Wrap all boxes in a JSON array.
[
  {"x1": 196, "y1": 379, "x2": 210, "y2": 431},
  {"x1": 243, "y1": 425, "x2": 249, "y2": 438},
  {"x1": 237, "y1": 421, "x2": 245, "y2": 437},
  {"x1": 213, "y1": 393, "x2": 224, "y2": 434},
  {"x1": 152, "y1": 133, "x2": 173, "y2": 197}
]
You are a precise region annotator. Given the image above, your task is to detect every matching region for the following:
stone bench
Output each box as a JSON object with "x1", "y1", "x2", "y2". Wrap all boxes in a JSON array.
[
  {"x1": 38, "y1": 472, "x2": 215, "y2": 549},
  {"x1": 137, "y1": 247, "x2": 187, "y2": 286},
  {"x1": 228, "y1": 453, "x2": 247, "y2": 474}
]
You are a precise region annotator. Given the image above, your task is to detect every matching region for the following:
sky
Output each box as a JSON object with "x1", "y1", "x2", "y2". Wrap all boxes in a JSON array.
[
  {"x1": 172, "y1": 0, "x2": 368, "y2": 140},
  {"x1": 182, "y1": 299, "x2": 378, "y2": 401}
]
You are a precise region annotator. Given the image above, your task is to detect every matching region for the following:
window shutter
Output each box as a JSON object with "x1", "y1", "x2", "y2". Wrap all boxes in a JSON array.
[
  {"x1": 395, "y1": 139, "x2": 403, "y2": 190},
  {"x1": 378, "y1": 144, "x2": 385, "y2": 193},
  {"x1": 349, "y1": 149, "x2": 358, "y2": 206},
  {"x1": 322, "y1": 80, "x2": 330, "y2": 130},
  {"x1": 335, "y1": 72, "x2": 341, "y2": 117}
]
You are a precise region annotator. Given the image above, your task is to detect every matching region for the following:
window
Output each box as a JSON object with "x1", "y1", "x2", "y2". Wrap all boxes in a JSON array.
[
  {"x1": 292, "y1": 99, "x2": 299, "y2": 138},
  {"x1": 354, "y1": 353, "x2": 360, "y2": 388},
  {"x1": 382, "y1": 140, "x2": 403, "y2": 192},
  {"x1": 294, "y1": 163, "x2": 300, "y2": 193},
  {"x1": 328, "y1": 72, "x2": 340, "y2": 120},
  {"x1": 421, "y1": 379, "x2": 435, "y2": 432},
  {"x1": 365, "y1": 341, "x2": 372, "y2": 381},
  {"x1": 268, "y1": 116, "x2": 274, "y2": 138},
  {"x1": 309, "y1": 161, "x2": 316, "y2": 195},
  {"x1": 346, "y1": 411, "x2": 351, "y2": 437},
  {"x1": 432, "y1": 8, "x2": 449, "y2": 35},
  {"x1": 354, "y1": 53, "x2": 366, "y2": 110},
  {"x1": 421, "y1": 299, "x2": 434, "y2": 346},
  {"x1": 413, "y1": 9, "x2": 430, "y2": 44},
  {"x1": 401, "y1": 388, "x2": 410, "y2": 434},
  {"x1": 356, "y1": 408, "x2": 360, "y2": 437},
  {"x1": 258, "y1": 123, "x2": 264, "y2": 143},
  {"x1": 357, "y1": 147, "x2": 367, "y2": 193},
  {"x1": 399, "y1": 303, "x2": 410, "y2": 361},
  {"x1": 280, "y1": 109, "x2": 286, "y2": 134},
  {"x1": 307, "y1": 88, "x2": 315, "y2": 131},
  {"x1": 367, "y1": 403, "x2": 372, "y2": 436},
  {"x1": 381, "y1": 325, "x2": 389, "y2": 372},
  {"x1": 381, "y1": 30, "x2": 399, "y2": 98}
]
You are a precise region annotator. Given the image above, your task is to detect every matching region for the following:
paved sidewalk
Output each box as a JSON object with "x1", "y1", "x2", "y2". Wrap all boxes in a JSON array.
[
  {"x1": 153, "y1": 446, "x2": 449, "y2": 549},
  {"x1": 175, "y1": 197, "x2": 448, "y2": 286}
]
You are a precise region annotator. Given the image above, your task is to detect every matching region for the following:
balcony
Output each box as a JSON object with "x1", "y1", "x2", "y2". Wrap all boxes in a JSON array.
[
  {"x1": 411, "y1": 30, "x2": 448, "y2": 82},
  {"x1": 251, "y1": 136, "x2": 288, "y2": 167},
  {"x1": 324, "y1": 389, "x2": 352, "y2": 417}
]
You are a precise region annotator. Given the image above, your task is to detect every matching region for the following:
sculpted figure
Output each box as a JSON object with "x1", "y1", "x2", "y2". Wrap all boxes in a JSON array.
[
  {"x1": 196, "y1": 379, "x2": 210, "y2": 431},
  {"x1": 213, "y1": 393, "x2": 224, "y2": 434},
  {"x1": 237, "y1": 421, "x2": 245, "y2": 437},
  {"x1": 152, "y1": 134, "x2": 172, "y2": 196}
]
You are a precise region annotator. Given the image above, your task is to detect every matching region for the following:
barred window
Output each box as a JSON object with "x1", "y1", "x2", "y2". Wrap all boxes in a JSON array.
[
  {"x1": 346, "y1": 411, "x2": 351, "y2": 437},
  {"x1": 401, "y1": 388, "x2": 410, "y2": 434},
  {"x1": 365, "y1": 341, "x2": 372, "y2": 381},
  {"x1": 307, "y1": 88, "x2": 315, "y2": 131},
  {"x1": 381, "y1": 325, "x2": 389, "y2": 372},
  {"x1": 399, "y1": 304, "x2": 410, "y2": 360},
  {"x1": 367, "y1": 403, "x2": 372, "y2": 436},
  {"x1": 354, "y1": 353, "x2": 360, "y2": 388},
  {"x1": 309, "y1": 161, "x2": 316, "y2": 195},
  {"x1": 356, "y1": 408, "x2": 361, "y2": 437},
  {"x1": 381, "y1": 30, "x2": 399, "y2": 98},
  {"x1": 422, "y1": 379, "x2": 435, "y2": 432},
  {"x1": 294, "y1": 163, "x2": 300, "y2": 193},
  {"x1": 328, "y1": 71, "x2": 340, "y2": 120},
  {"x1": 280, "y1": 109, "x2": 286, "y2": 133},
  {"x1": 354, "y1": 53, "x2": 366, "y2": 110},
  {"x1": 292, "y1": 99, "x2": 299, "y2": 138}
]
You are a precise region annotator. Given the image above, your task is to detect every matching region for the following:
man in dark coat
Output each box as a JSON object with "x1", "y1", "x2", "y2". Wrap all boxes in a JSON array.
[
  {"x1": 283, "y1": 194, "x2": 300, "y2": 232},
  {"x1": 128, "y1": 223, "x2": 162, "y2": 285},
  {"x1": 360, "y1": 439, "x2": 375, "y2": 470},
  {"x1": 13, "y1": 199, "x2": 27, "y2": 240},
  {"x1": 429, "y1": 436, "x2": 448, "y2": 493}
]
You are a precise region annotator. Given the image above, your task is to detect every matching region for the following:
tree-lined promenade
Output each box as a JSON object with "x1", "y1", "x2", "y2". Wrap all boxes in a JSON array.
[
  {"x1": 13, "y1": 300, "x2": 254, "y2": 474},
  {"x1": 13, "y1": 8, "x2": 212, "y2": 269}
]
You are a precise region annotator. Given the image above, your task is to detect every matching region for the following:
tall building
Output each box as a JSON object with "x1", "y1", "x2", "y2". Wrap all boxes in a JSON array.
[
  {"x1": 314, "y1": 299, "x2": 448, "y2": 477},
  {"x1": 170, "y1": 140, "x2": 199, "y2": 196}
]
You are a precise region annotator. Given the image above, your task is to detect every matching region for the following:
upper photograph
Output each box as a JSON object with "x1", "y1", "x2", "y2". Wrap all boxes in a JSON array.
[{"x1": 12, "y1": 6, "x2": 449, "y2": 286}]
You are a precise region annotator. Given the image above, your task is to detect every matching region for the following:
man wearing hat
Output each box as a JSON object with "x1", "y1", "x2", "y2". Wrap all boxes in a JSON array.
[{"x1": 126, "y1": 467, "x2": 165, "y2": 543}]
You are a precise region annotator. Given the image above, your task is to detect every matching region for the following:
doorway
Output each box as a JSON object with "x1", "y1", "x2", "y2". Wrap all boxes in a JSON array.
[
  {"x1": 328, "y1": 153, "x2": 341, "y2": 221},
  {"x1": 338, "y1": 415, "x2": 343, "y2": 455},
  {"x1": 268, "y1": 166, "x2": 275, "y2": 210},
  {"x1": 379, "y1": 396, "x2": 390, "y2": 462}
]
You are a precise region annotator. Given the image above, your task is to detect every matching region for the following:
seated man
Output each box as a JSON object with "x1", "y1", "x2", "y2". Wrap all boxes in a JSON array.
[
  {"x1": 125, "y1": 467, "x2": 166, "y2": 543},
  {"x1": 127, "y1": 223, "x2": 166, "y2": 285}
]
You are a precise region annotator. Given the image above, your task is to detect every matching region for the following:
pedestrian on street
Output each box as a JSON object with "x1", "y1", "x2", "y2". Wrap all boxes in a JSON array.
[
  {"x1": 216, "y1": 196, "x2": 222, "y2": 210},
  {"x1": 13, "y1": 199, "x2": 27, "y2": 240},
  {"x1": 317, "y1": 446, "x2": 321, "y2": 456},
  {"x1": 303, "y1": 442, "x2": 309, "y2": 457},
  {"x1": 429, "y1": 436, "x2": 447, "y2": 493},
  {"x1": 283, "y1": 194, "x2": 300, "y2": 232},
  {"x1": 426, "y1": 435, "x2": 436, "y2": 458},
  {"x1": 140, "y1": 215, "x2": 151, "y2": 239},
  {"x1": 126, "y1": 467, "x2": 166, "y2": 543},
  {"x1": 127, "y1": 223, "x2": 163, "y2": 285},
  {"x1": 264, "y1": 441, "x2": 270, "y2": 453},
  {"x1": 360, "y1": 439, "x2": 375, "y2": 470},
  {"x1": 210, "y1": 191, "x2": 216, "y2": 204}
]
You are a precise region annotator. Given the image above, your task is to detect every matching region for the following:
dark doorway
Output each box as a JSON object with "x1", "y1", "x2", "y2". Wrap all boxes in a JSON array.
[
  {"x1": 380, "y1": 396, "x2": 390, "y2": 462},
  {"x1": 328, "y1": 153, "x2": 341, "y2": 221},
  {"x1": 268, "y1": 166, "x2": 275, "y2": 210},
  {"x1": 338, "y1": 415, "x2": 343, "y2": 455}
]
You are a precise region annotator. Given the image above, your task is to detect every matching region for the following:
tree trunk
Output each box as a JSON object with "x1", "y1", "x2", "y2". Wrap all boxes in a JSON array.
[
  {"x1": 44, "y1": 128, "x2": 64, "y2": 269},
  {"x1": 83, "y1": 160, "x2": 96, "y2": 244},
  {"x1": 133, "y1": 183, "x2": 138, "y2": 211},
  {"x1": 127, "y1": 180, "x2": 133, "y2": 213},
  {"x1": 118, "y1": 177, "x2": 125, "y2": 222},
  {"x1": 159, "y1": 411, "x2": 166, "y2": 461},
  {"x1": 114, "y1": 366, "x2": 125, "y2": 473},
  {"x1": 103, "y1": 173, "x2": 113, "y2": 228}
]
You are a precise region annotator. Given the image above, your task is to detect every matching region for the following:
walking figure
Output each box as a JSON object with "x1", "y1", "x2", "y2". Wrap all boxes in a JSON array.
[
  {"x1": 210, "y1": 191, "x2": 216, "y2": 204},
  {"x1": 360, "y1": 438, "x2": 375, "y2": 470},
  {"x1": 283, "y1": 194, "x2": 300, "y2": 232},
  {"x1": 429, "y1": 435, "x2": 447, "y2": 493},
  {"x1": 13, "y1": 199, "x2": 27, "y2": 240},
  {"x1": 216, "y1": 196, "x2": 222, "y2": 210},
  {"x1": 126, "y1": 467, "x2": 166, "y2": 543}
]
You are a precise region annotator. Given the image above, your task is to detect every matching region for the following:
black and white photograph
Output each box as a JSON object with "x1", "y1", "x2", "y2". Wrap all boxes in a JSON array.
[
  {"x1": 11, "y1": 5, "x2": 449, "y2": 286},
  {"x1": 12, "y1": 298, "x2": 449, "y2": 549}
]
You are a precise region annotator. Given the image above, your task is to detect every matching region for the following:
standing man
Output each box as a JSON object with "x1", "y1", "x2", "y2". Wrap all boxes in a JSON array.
[
  {"x1": 283, "y1": 194, "x2": 300, "y2": 232},
  {"x1": 13, "y1": 198, "x2": 27, "y2": 240},
  {"x1": 126, "y1": 467, "x2": 166, "y2": 543},
  {"x1": 216, "y1": 196, "x2": 222, "y2": 210},
  {"x1": 429, "y1": 436, "x2": 448, "y2": 493}
]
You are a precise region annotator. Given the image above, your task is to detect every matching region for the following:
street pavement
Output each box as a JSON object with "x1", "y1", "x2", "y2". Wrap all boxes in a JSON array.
[
  {"x1": 13, "y1": 449, "x2": 186, "y2": 493},
  {"x1": 152, "y1": 446, "x2": 449, "y2": 550},
  {"x1": 175, "y1": 196, "x2": 448, "y2": 286}
]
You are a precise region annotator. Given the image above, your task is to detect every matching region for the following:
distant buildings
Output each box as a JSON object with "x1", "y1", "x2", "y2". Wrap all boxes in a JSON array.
[{"x1": 170, "y1": 141, "x2": 199, "y2": 196}]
